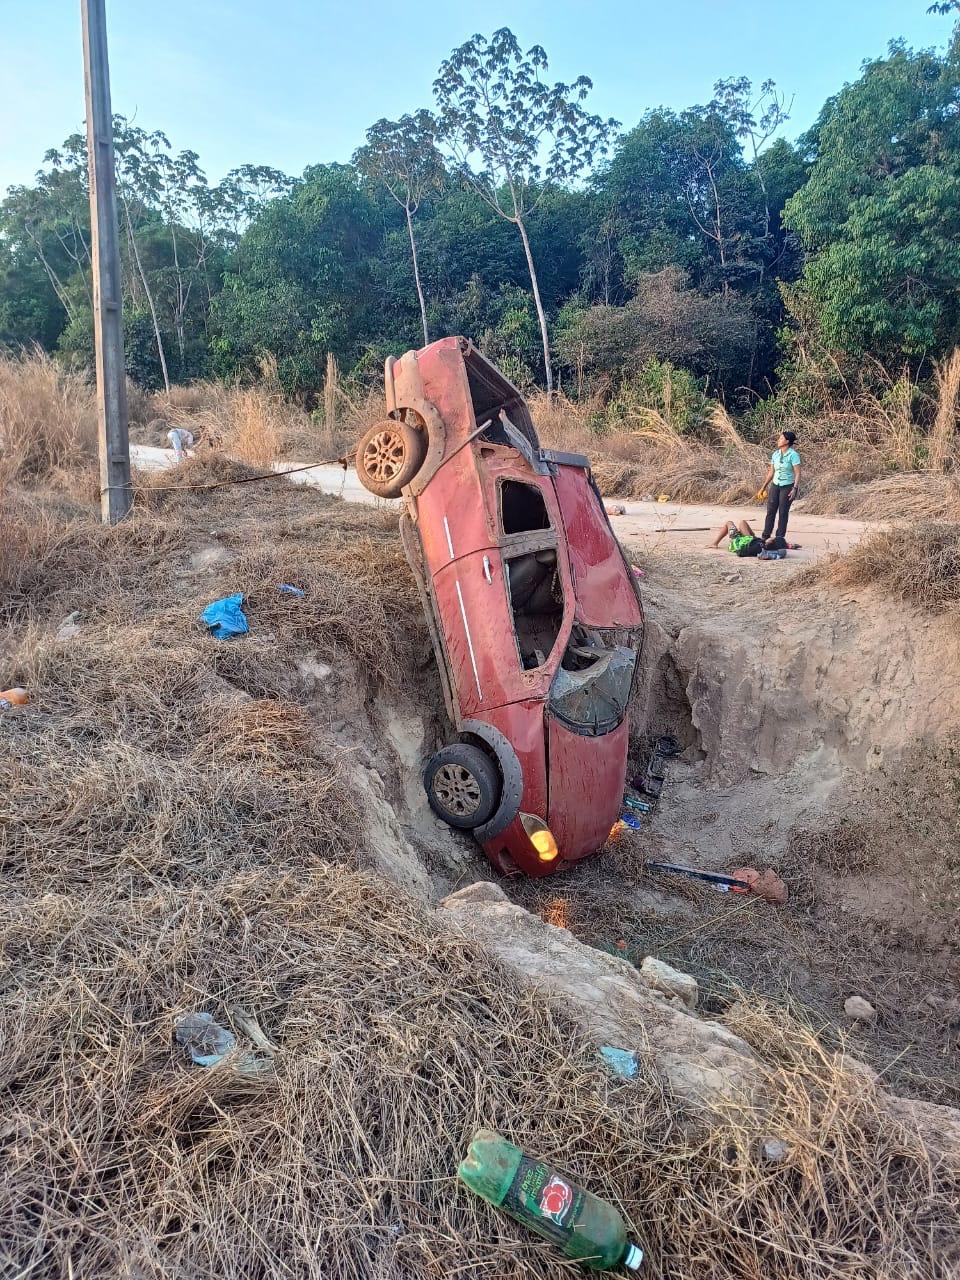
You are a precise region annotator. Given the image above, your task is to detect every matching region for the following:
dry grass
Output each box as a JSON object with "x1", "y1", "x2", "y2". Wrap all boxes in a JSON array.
[
  {"x1": 2, "y1": 472, "x2": 959, "y2": 1277},
  {"x1": 3, "y1": 860, "x2": 958, "y2": 1279},
  {"x1": 0, "y1": 349, "x2": 97, "y2": 491},
  {"x1": 131, "y1": 369, "x2": 381, "y2": 466},
  {"x1": 816, "y1": 521, "x2": 960, "y2": 612},
  {"x1": 930, "y1": 349, "x2": 960, "y2": 473}
]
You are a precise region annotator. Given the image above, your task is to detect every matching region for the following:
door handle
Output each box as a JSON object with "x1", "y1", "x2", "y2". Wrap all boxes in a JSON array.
[{"x1": 482, "y1": 555, "x2": 493, "y2": 583}]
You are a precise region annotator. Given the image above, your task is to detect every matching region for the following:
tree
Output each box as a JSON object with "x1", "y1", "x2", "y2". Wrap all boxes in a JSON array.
[
  {"x1": 783, "y1": 38, "x2": 960, "y2": 360},
  {"x1": 710, "y1": 78, "x2": 793, "y2": 274},
  {"x1": 434, "y1": 27, "x2": 616, "y2": 391},
  {"x1": 212, "y1": 165, "x2": 384, "y2": 391},
  {"x1": 354, "y1": 112, "x2": 442, "y2": 345}
]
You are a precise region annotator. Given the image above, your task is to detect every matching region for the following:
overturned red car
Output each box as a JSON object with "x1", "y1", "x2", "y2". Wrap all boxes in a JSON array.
[{"x1": 355, "y1": 337, "x2": 644, "y2": 877}]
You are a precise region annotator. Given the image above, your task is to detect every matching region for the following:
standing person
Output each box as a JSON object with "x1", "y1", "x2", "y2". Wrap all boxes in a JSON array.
[{"x1": 759, "y1": 430, "x2": 802, "y2": 543}]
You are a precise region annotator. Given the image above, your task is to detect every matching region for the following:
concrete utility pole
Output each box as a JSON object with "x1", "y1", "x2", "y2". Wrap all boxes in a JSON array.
[{"x1": 81, "y1": 0, "x2": 132, "y2": 524}]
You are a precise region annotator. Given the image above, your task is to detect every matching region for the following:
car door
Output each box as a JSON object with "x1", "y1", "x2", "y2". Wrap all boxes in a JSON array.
[{"x1": 432, "y1": 548, "x2": 527, "y2": 718}]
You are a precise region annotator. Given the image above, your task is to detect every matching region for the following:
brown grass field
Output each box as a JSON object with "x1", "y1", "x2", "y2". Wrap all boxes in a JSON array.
[{"x1": 2, "y1": 352, "x2": 960, "y2": 1276}]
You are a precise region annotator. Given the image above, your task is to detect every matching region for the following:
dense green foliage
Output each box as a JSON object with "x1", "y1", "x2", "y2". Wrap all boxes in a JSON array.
[{"x1": 2, "y1": 21, "x2": 959, "y2": 405}]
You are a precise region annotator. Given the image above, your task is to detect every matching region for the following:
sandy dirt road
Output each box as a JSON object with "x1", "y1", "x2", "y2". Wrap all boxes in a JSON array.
[{"x1": 131, "y1": 445, "x2": 871, "y2": 563}]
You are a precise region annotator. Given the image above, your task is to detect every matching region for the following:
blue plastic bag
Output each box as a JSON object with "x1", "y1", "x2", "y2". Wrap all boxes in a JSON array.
[
  {"x1": 599, "y1": 1046, "x2": 639, "y2": 1079},
  {"x1": 201, "y1": 593, "x2": 248, "y2": 639}
]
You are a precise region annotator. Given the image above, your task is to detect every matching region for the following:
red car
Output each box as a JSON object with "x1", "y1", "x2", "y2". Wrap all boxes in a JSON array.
[{"x1": 355, "y1": 337, "x2": 644, "y2": 877}]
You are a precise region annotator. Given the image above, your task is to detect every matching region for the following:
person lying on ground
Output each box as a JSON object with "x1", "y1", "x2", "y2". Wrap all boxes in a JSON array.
[
  {"x1": 758, "y1": 430, "x2": 802, "y2": 542},
  {"x1": 707, "y1": 518, "x2": 765, "y2": 556},
  {"x1": 707, "y1": 519, "x2": 799, "y2": 556}
]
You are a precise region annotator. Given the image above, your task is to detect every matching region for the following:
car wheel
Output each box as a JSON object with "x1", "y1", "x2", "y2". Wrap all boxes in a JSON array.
[
  {"x1": 424, "y1": 744, "x2": 501, "y2": 830},
  {"x1": 355, "y1": 419, "x2": 427, "y2": 499}
]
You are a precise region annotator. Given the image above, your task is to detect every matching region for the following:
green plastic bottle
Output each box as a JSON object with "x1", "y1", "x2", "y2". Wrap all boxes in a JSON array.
[{"x1": 458, "y1": 1129, "x2": 643, "y2": 1272}]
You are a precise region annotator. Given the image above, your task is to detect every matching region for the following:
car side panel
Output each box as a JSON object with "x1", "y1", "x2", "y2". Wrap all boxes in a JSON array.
[
  {"x1": 475, "y1": 701, "x2": 549, "y2": 818},
  {"x1": 431, "y1": 551, "x2": 539, "y2": 718},
  {"x1": 415, "y1": 446, "x2": 492, "y2": 574},
  {"x1": 550, "y1": 466, "x2": 643, "y2": 628},
  {"x1": 546, "y1": 714, "x2": 629, "y2": 860}
]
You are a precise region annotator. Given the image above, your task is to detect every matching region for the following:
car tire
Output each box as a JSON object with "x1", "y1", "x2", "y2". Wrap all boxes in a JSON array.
[
  {"x1": 356, "y1": 419, "x2": 427, "y2": 499},
  {"x1": 423, "y1": 744, "x2": 501, "y2": 830}
]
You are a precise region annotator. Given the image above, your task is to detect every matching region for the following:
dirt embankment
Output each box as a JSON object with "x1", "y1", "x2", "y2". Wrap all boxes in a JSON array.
[{"x1": 2, "y1": 471, "x2": 959, "y2": 1278}]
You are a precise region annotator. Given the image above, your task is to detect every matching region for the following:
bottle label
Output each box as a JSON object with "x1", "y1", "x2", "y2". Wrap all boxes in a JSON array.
[{"x1": 503, "y1": 1157, "x2": 585, "y2": 1246}]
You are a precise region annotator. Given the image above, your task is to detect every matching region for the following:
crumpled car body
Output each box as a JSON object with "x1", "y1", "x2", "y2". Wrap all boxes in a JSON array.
[{"x1": 356, "y1": 337, "x2": 644, "y2": 877}]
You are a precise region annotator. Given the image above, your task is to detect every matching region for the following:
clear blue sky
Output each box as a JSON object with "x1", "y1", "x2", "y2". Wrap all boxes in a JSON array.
[{"x1": 1, "y1": 0, "x2": 955, "y2": 196}]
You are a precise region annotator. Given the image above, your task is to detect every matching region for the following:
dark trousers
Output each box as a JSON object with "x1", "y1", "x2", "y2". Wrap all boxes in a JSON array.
[{"x1": 762, "y1": 483, "x2": 793, "y2": 540}]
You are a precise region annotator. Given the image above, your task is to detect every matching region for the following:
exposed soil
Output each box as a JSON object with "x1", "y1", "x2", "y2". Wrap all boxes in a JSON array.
[{"x1": 506, "y1": 551, "x2": 960, "y2": 1107}]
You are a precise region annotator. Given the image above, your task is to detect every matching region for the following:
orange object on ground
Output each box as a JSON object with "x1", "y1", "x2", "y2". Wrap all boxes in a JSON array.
[
  {"x1": 731, "y1": 866, "x2": 788, "y2": 905},
  {"x1": 0, "y1": 687, "x2": 29, "y2": 706}
]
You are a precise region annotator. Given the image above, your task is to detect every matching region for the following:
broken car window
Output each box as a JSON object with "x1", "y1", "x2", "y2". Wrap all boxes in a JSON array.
[
  {"x1": 505, "y1": 549, "x2": 564, "y2": 669},
  {"x1": 500, "y1": 480, "x2": 551, "y2": 535},
  {"x1": 549, "y1": 626, "x2": 641, "y2": 735}
]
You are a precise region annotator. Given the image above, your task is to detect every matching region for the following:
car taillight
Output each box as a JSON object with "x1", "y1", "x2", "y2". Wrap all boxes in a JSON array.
[{"x1": 520, "y1": 813, "x2": 560, "y2": 863}]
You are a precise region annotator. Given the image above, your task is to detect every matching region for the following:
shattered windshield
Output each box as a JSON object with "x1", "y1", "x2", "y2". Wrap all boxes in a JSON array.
[{"x1": 549, "y1": 626, "x2": 641, "y2": 736}]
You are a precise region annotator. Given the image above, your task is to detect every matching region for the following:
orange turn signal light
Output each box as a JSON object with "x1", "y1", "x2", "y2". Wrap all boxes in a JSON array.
[{"x1": 520, "y1": 813, "x2": 560, "y2": 862}]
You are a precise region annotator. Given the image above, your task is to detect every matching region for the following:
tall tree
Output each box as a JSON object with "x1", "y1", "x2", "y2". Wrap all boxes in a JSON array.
[
  {"x1": 784, "y1": 38, "x2": 960, "y2": 360},
  {"x1": 433, "y1": 28, "x2": 616, "y2": 392},
  {"x1": 354, "y1": 112, "x2": 442, "y2": 346}
]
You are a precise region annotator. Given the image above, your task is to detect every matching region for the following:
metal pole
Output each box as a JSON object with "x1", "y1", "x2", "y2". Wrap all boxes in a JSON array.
[{"x1": 81, "y1": 0, "x2": 131, "y2": 524}]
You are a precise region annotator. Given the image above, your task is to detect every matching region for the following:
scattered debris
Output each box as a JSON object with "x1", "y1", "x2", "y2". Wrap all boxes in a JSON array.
[
  {"x1": 639, "y1": 956, "x2": 699, "y2": 1011},
  {"x1": 459, "y1": 1129, "x2": 644, "y2": 1272},
  {"x1": 623, "y1": 793, "x2": 654, "y2": 815},
  {"x1": 228, "y1": 1005, "x2": 278, "y2": 1054},
  {"x1": 277, "y1": 583, "x2": 306, "y2": 597},
  {"x1": 599, "y1": 1045, "x2": 639, "y2": 1079},
  {"x1": 724, "y1": 572, "x2": 741, "y2": 584},
  {"x1": 0, "y1": 687, "x2": 29, "y2": 710},
  {"x1": 761, "y1": 1137, "x2": 790, "y2": 1163},
  {"x1": 56, "y1": 610, "x2": 82, "y2": 640},
  {"x1": 200, "y1": 593, "x2": 249, "y2": 639},
  {"x1": 754, "y1": 869, "x2": 789, "y2": 905},
  {"x1": 844, "y1": 995, "x2": 878, "y2": 1025},
  {"x1": 604, "y1": 503, "x2": 627, "y2": 516},
  {"x1": 646, "y1": 861, "x2": 753, "y2": 894},
  {"x1": 631, "y1": 735, "x2": 681, "y2": 800},
  {"x1": 173, "y1": 1011, "x2": 237, "y2": 1066},
  {"x1": 729, "y1": 866, "x2": 789, "y2": 905}
]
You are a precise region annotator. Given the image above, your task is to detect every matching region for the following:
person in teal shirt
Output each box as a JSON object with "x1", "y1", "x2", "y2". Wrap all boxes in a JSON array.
[{"x1": 759, "y1": 430, "x2": 802, "y2": 542}]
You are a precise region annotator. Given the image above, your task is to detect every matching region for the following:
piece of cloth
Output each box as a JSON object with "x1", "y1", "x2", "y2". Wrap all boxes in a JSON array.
[
  {"x1": 729, "y1": 533, "x2": 764, "y2": 557},
  {"x1": 771, "y1": 447, "x2": 801, "y2": 486},
  {"x1": 762, "y1": 483, "x2": 794, "y2": 541},
  {"x1": 758, "y1": 547, "x2": 787, "y2": 560},
  {"x1": 167, "y1": 427, "x2": 195, "y2": 461},
  {"x1": 200, "y1": 593, "x2": 248, "y2": 639}
]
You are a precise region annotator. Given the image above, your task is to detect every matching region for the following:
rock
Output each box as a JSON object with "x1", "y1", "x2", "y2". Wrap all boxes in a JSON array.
[
  {"x1": 760, "y1": 1136, "x2": 790, "y2": 1163},
  {"x1": 724, "y1": 572, "x2": 741, "y2": 585},
  {"x1": 639, "y1": 956, "x2": 699, "y2": 1010},
  {"x1": 440, "y1": 881, "x2": 762, "y2": 1109},
  {"x1": 844, "y1": 995, "x2": 877, "y2": 1024}
]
